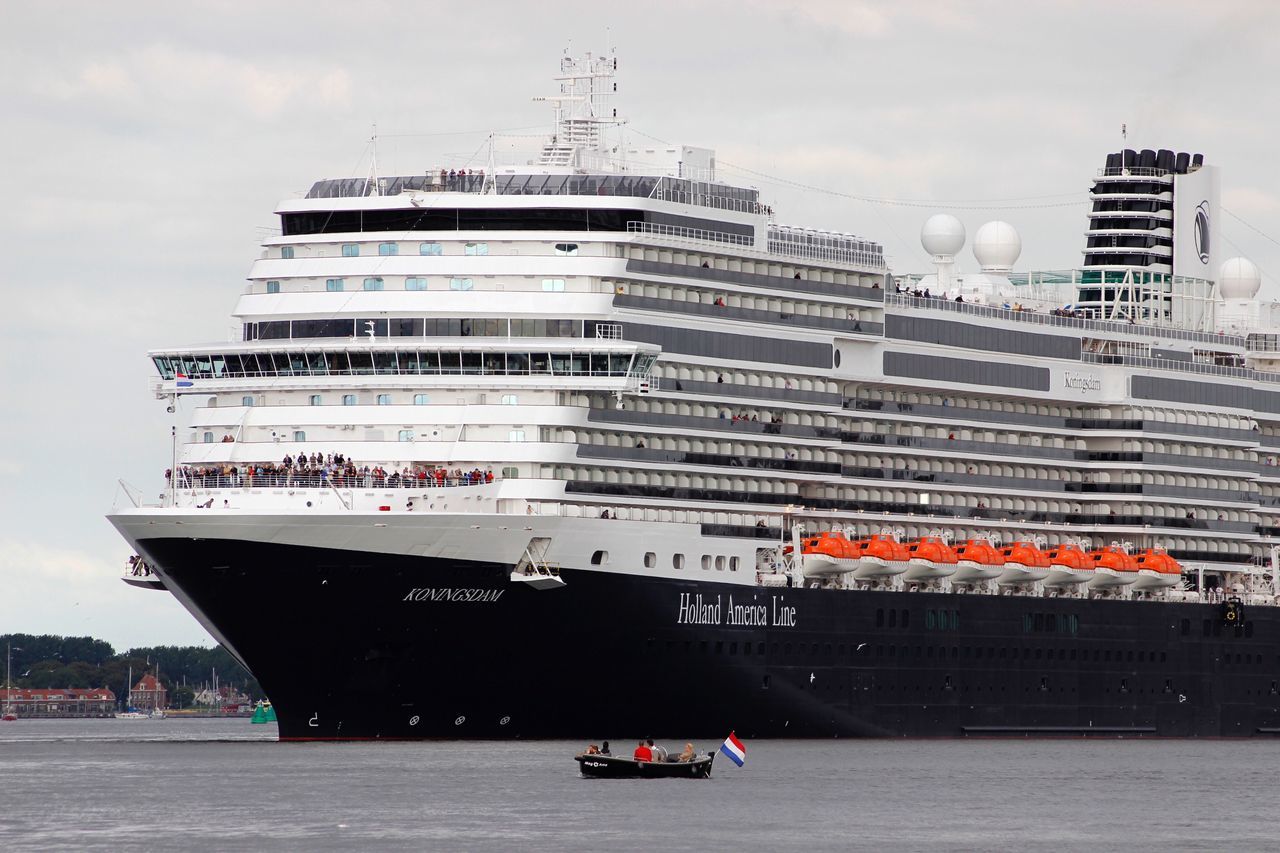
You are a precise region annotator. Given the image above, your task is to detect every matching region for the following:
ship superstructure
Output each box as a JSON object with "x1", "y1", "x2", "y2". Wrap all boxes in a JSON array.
[{"x1": 110, "y1": 54, "x2": 1280, "y2": 740}]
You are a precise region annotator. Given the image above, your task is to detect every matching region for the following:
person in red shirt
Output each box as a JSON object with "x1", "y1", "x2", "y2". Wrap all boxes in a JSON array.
[{"x1": 633, "y1": 739, "x2": 653, "y2": 762}]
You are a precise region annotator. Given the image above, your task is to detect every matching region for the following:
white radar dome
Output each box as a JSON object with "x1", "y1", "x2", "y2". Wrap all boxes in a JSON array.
[
  {"x1": 921, "y1": 214, "x2": 966, "y2": 257},
  {"x1": 972, "y1": 220, "x2": 1022, "y2": 273},
  {"x1": 1219, "y1": 256, "x2": 1261, "y2": 300}
]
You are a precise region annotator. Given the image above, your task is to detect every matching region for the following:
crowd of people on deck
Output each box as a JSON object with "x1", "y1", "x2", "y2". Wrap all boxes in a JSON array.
[
  {"x1": 580, "y1": 739, "x2": 699, "y2": 763},
  {"x1": 166, "y1": 453, "x2": 495, "y2": 490}
]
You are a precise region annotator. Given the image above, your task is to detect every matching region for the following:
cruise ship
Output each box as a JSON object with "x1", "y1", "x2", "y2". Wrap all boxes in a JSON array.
[{"x1": 110, "y1": 53, "x2": 1280, "y2": 740}]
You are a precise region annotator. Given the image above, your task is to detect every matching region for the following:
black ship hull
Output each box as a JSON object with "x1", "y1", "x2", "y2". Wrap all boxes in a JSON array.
[{"x1": 136, "y1": 537, "x2": 1280, "y2": 740}]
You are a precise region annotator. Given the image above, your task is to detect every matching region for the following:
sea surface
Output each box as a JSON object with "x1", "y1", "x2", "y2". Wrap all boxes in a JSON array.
[{"x1": 0, "y1": 718, "x2": 1275, "y2": 851}]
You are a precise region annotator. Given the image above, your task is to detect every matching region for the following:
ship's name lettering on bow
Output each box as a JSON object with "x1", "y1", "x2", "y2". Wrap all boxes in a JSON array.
[
  {"x1": 403, "y1": 587, "x2": 505, "y2": 603},
  {"x1": 677, "y1": 592, "x2": 795, "y2": 627}
]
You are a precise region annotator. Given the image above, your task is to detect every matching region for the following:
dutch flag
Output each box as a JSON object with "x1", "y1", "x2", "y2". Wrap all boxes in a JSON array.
[
  {"x1": 719, "y1": 731, "x2": 746, "y2": 767},
  {"x1": 175, "y1": 373, "x2": 194, "y2": 388}
]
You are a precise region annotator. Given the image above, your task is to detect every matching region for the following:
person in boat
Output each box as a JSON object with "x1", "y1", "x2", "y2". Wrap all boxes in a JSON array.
[
  {"x1": 648, "y1": 738, "x2": 668, "y2": 762},
  {"x1": 584, "y1": 743, "x2": 601, "y2": 755},
  {"x1": 678, "y1": 742, "x2": 696, "y2": 762},
  {"x1": 600, "y1": 741, "x2": 610, "y2": 755},
  {"x1": 634, "y1": 739, "x2": 653, "y2": 762}
]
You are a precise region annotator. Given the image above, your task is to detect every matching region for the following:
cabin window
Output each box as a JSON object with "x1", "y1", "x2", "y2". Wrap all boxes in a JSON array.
[
  {"x1": 203, "y1": 431, "x2": 214, "y2": 443},
  {"x1": 363, "y1": 277, "x2": 384, "y2": 291},
  {"x1": 281, "y1": 246, "x2": 295, "y2": 259},
  {"x1": 326, "y1": 278, "x2": 344, "y2": 291},
  {"x1": 378, "y1": 242, "x2": 398, "y2": 256},
  {"x1": 406, "y1": 277, "x2": 428, "y2": 291},
  {"x1": 293, "y1": 431, "x2": 306, "y2": 442},
  {"x1": 398, "y1": 430, "x2": 414, "y2": 442},
  {"x1": 673, "y1": 554, "x2": 685, "y2": 570},
  {"x1": 241, "y1": 396, "x2": 255, "y2": 407},
  {"x1": 450, "y1": 278, "x2": 474, "y2": 291},
  {"x1": 590, "y1": 550, "x2": 607, "y2": 565},
  {"x1": 501, "y1": 395, "x2": 518, "y2": 405},
  {"x1": 542, "y1": 279, "x2": 565, "y2": 292},
  {"x1": 414, "y1": 394, "x2": 430, "y2": 404},
  {"x1": 888, "y1": 610, "x2": 897, "y2": 628},
  {"x1": 643, "y1": 552, "x2": 656, "y2": 568},
  {"x1": 554, "y1": 243, "x2": 579, "y2": 256},
  {"x1": 715, "y1": 556, "x2": 726, "y2": 571},
  {"x1": 464, "y1": 242, "x2": 488, "y2": 256},
  {"x1": 729, "y1": 557, "x2": 739, "y2": 572},
  {"x1": 419, "y1": 242, "x2": 443, "y2": 255},
  {"x1": 375, "y1": 394, "x2": 391, "y2": 405},
  {"x1": 501, "y1": 467, "x2": 518, "y2": 478},
  {"x1": 508, "y1": 430, "x2": 526, "y2": 442},
  {"x1": 701, "y1": 555, "x2": 712, "y2": 570},
  {"x1": 309, "y1": 394, "x2": 321, "y2": 406},
  {"x1": 341, "y1": 243, "x2": 359, "y2": 256},
  {"x1": 901, "y1": 610, "x2": 909, "y2": 628},
  {"x1": 876, "y1": 608, "x2": 884, "y2": 627},
  {"x1": 343, "y1": 394, "x2": 357, "y2": 405},
  {"x1": 266, "y1": 280, "x2": 280, "y2": 294}
]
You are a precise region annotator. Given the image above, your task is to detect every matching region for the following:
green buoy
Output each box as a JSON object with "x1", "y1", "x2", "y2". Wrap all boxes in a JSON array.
[
  {"x1": 264, "y1": 701, "x2": 277, "y2": 723},
  {"x1": 250, "y1": 700, "x2": 267, "y2": 724}
]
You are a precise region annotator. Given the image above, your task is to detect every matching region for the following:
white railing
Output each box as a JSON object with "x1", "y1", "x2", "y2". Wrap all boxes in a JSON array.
[{"x1": 626, "y1": 220, "x2": 754, "y2": 247}]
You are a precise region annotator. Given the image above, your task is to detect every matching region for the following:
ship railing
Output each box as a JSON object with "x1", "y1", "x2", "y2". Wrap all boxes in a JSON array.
[
  {"x1": 168, "y1": 472, "x2": 494, "y2": 491},
  {"x1": 1096, "y1": 166, "x2": 1173, "y2": 178},
  {"x1": 626, "y1": 220, "x2": 754, "y2": 248},
  {"x1": 884, "y1": 292, "x2": 1244, "y2": 348}
]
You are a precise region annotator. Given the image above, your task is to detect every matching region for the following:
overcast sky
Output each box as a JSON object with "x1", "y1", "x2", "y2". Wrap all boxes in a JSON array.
[{"x1": 2, "y1": 1, "x2": 1278, "y2": 651}]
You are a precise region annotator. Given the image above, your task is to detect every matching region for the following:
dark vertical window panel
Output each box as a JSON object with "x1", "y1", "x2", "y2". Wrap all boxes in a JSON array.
[
  {"x1": 885, "y1": 315, "x2": 1081, "y2": 360},
  {"x1": 882, "y1": 351, "x2": 1050, "y2": 391}
]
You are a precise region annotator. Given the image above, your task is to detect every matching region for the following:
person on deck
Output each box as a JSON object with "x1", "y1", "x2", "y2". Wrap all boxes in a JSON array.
[
  {"x1": 648, "y1": 738, "x2": 668, "y2": 762},
  {"x1": 678, "y1": 743, "x2": 696, "y2": 762},
  {"x1": 634, "y1": 740, "x2": 653, "y2": 762},
  {"x1": 600, "y1": 741, "x2": 610, "y2": 756}
]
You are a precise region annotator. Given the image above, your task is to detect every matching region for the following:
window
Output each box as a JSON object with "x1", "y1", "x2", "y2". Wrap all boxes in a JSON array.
[
  {"x1": 419, "y1": 242, "x2": 443, "y2": 256},
  {"x1": 729, "y1": 556, "x2": 739, "y2": 572},
  {"x1": 398, "y1": 429, "x2": 414, "y2": 442},
  {"x1": 500, "y1": 394, "x2": 518, "y2": 405},
  {"x1": 293, "y1": 430, "x2": 306, "y2": 442},
  {"x1": 406, "y1": 277, "x2": 428, "y2": 291},
  {"x1": 241, "y1": 396, "x2": 255, "y2": 407},
  {"x1": 378, "y1": 242, "x2": 398, "y2": 256},
  {"x1": 342, "y1": 243, "x2": 359, "y2": 257},
  {"x1": 501, "y1": 466, "x2": 519, "y2": 478},
  {"x1": 343, "y1": 394, "x2": 357, "y2": 406},
  {"x1": 715, "y1": 556, "x2": 726, "y2": 571},
  {"x1": 203, "y1": 431, "x2": 214, "y2": 443},
  {"x1": 464, "y1": 242, "x2": 488, "y2": 256},
  {"x1": 701, "y1": 555, "x2": 712, "y2": 570},
  {"x1": 449, "y1": 278, "x2": 474, "y2": 291},
  {"x1": 266, "y1": 280, "x2": 280, "y2": 294},
  {"x1": 413, "y1": 394, "x2": 430, "y2": 405},
  {"x1": 326, "y1": 278, "x2": 344, "y2": 292},
  {"x1": 309, "y1": 394, "x2": 322, "y2": 406},
  {"x1": 376, "y1": 394, "x2": 392, "y2": 405},
  {"x1": 542, "y1": 279, "x2": 565, "y2": 292},
  {"x1": 554, "y1": 243, "x2": 579, "y2": 256},
  {"x1": 644, "y1": 552, "x2": 656, "y2": 568},
  {"x1": 508, "y1": 430, "x2": 526, "y2": 442},
  {"x1": 590, "y1": 550, "x2": 608, "y2": 565},
  {"x1": 280, "y1": 246, "x2": 295, "y2": 259},
  {"x1": 673, "y1": 554, "x2": 685, "y2": 570},
  {"x1": 363, "y1": 277, "x2": 384, "y2": 291}
]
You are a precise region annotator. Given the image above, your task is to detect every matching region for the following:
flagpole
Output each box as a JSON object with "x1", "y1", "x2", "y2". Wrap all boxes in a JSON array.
[{"x1": 170, "y1": 391, "x2": 178, "y2": 508}]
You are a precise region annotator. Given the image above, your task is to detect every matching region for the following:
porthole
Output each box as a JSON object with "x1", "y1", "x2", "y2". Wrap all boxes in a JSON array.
[
  {"x1": 701, "y1": 555, "x2": 712, "y2": 570},
  {"x1": 673, "y1": 554, "x2": 685, "y2": 570},
  {"x1": 644, "y1": 552, "x2": 656, "y2": 569},
  {"x1": 834, "y1": 350, "x2": 842, "y2": 368},
  {"x1": 590, "y1": 550, "x2": 608, "y2": 566}
]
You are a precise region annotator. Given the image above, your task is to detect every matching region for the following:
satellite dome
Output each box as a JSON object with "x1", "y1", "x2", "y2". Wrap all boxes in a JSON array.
[
  {"x1": 972, "y1": 220, "x2": 1022, "y2": 273},
  {"x1": 1219, "y1": 256, "x2": 1261, "y2": 300},
  {"x1": 921, "y1": 214, "x2": 965, "y2": 257}
]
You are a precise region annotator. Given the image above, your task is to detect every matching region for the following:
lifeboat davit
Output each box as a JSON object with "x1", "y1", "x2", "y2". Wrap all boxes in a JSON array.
[
  {"x1": 996, "y1": 541, "x2": 1051, "y2": 586},
  {"x1": 903, "y1": 536, "x2": 959, "y2": 581},
  {"x1": 1087, "y1": 545, "x2": 1139, "y2": 589},
  {"x1": 1132, "y1": 549, "x2": 1183, "y2": 591},
  {"x1": 795, "y1": 531, "x2": 860, "y2": 577},
  {"x1": 1043, "y1": 543, "x2": 1094, "y2": 587},
  {"x1": 951, "y1": 539, "x2": 1004, "y2": 583},
  {"x1": 851, "y1": 534, "x2": 910, "y2": 579}
]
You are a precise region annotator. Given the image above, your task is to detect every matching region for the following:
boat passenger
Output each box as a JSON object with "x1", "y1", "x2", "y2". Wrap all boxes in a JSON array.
[
  {"x1": 648, "y1": 738, "x2": 668, "y2": 762},
  {"x1": 678, "y1": 743, "x2": 696, "y2": 762},
  {"x1": 634, "y1": 740, "x2": 653, "y2": 762},
  {"x1": 584, "y1": 743, "x2": 600, "y2": 755},
  {"x1": 600, "y1": 741, "x2": 610, "y2": 755}
]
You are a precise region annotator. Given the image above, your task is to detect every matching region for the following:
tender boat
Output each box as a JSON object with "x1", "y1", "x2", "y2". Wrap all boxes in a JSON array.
[
  {"x1": 951, "y1": 539, "x2": 1004, "y2": 583},
  {"x1": 1132, "y1": 548, "x2": 1183, "y2": 591},
  {"x1": 903, "y1": 536, "x2": 959, "y2": 581},
  {"x1": 850, "y1": 534, "x2": 911, "y2": 579},
  {"x1": 1043, "y1": 543, "x2": 1095, "y2": 587},
  {"x1": 795, "y1": 530, "x2": 860, "y2": 577},
  {"x1": 575, "y1": 752, "x2": 715, "y2": 779},
  {"x1": 997, "y1": 540, "x2": 1051, "y2": 586},
  {"x1": 1087, "y1": 545, "x2": 1139, "y2": 589}
]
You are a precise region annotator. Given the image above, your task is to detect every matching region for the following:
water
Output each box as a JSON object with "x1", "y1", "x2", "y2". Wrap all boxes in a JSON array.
[{"x1": 1, "y1": 719, "x2": 1275, "y2": 851}]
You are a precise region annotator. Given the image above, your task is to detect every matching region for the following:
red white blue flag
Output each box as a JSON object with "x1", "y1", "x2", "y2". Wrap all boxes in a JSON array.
[
  {"x1": 720, "y1": 731, "x2": 746, "y2": 767},
  {"x1": 175, "y1": 373, "x2": 193, "y2": 388}
]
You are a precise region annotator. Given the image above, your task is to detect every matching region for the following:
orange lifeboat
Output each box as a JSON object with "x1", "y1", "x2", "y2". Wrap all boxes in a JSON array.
[
  {"x1": 903, "y1": 536, "x2": 960, "y2": 581},
  {"x1": 795, "y1": 530, "x2": 860, "y2": 577},
  {"x1": 996, "y1": 541, "x2": 1051, "y2": 586},
  {"x1": 1086, "y1": 544, "x2": 1139, "y2": 589},
  {"x1": 1043, "y1": 543, "x2": 1094, "y2": 587},
  {"x1": 1132, "y1": 548, "x2": 1183, "y2": 591},
  {"x1": 952, "y1": 539, "x2": 1004, "y2": 583},
  {"x1": 851, "y1": 534, "x2": 911, "y2": 579}
]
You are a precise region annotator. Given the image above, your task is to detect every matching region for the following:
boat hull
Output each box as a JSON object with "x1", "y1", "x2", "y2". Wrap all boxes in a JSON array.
[
  {"x1": 576, "y1": 753, "x2": 715, "y2": 778},
  {"x1": 127, "y1": 534, "x2": 1280, "y2": 740}
]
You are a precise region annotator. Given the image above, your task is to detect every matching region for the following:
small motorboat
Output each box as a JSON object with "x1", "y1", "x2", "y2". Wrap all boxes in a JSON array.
[
  {"x1": 794, "y1": 531, "x2": 860, "y2": 577},
  {"x1": 996, "y1": 540, "x2": 1051, "y2": 586},
  {"x1": 951, "y1": 539, "x2": 1003, "y2": 583},
  {"x1": 903, "y1": 536, "x2": 959, "y2": 581},
  {"x1": 850, "y1": 534, "x2": 910, "y2": 579},
  {"x1": 575, "y1": 752, "x2": 715, "y2": 779},
  {"x1": 1132, "y1": 548, "x2": 1183, "y2": 591},
  {"x1": 1087, "y1": 545, "x2": 1139, "y2": 589}
]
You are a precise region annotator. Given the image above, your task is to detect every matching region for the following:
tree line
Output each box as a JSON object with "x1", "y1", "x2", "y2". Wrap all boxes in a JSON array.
[{"x1": 1, "y1": 633, "x2": 263, "y2": 708}]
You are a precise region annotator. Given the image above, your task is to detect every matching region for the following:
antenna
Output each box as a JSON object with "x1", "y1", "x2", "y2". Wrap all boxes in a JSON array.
[
  {"x1": 368, "y1": 123, "x2": 381, "y2": 197},
  {"x1": 365, "y1": 320, "x2": 376, "y2": 341}
]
